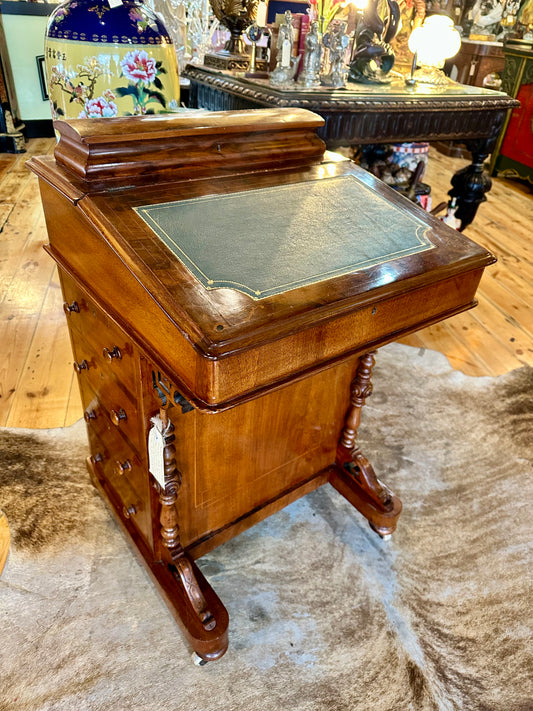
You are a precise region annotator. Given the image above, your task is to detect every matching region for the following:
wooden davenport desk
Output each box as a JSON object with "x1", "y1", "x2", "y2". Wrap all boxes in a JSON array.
[
  {"x1": 184, "y1": 64, "x2": 519, "y2": 230},
  {"x1": 29, "y1": 110, "x2": 494, "y2": 663}
]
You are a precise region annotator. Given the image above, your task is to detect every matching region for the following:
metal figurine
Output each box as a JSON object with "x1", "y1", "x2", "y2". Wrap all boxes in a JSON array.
[
  {"x1": 298, "y1": 21, "x2": 322, "y2": 88},
  {"x1": 321, "y1": 21, "x2": 349, "y2": 88},
  {"x1": 270, "y1": 11, "x2": 299, "y2": 86}
]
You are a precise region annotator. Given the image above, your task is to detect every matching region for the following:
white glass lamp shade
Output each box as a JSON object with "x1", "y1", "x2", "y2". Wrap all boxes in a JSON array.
[{"x1": 408, "y1": 15, "x2": 461, "y2": 69}]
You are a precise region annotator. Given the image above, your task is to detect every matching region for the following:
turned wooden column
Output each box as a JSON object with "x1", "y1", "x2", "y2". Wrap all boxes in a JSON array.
[
  {"x1": 157, "y1": 409, "x2": 216, "y2": 631},
  {"x1": 330, "y1": 352, "x2": 402, "y2": 537}
]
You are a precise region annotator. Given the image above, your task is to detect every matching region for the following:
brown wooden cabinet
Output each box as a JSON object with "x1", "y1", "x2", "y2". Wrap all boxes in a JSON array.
[
  {"x1": 447, "y1": 39, "x2": 505, "y2": 87},
  {"x1": 28, "y1": 109, "x2": 494, "y2": 662}
]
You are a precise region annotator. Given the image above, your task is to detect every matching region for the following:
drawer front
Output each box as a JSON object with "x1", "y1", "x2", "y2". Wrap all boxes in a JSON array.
[
  {"x1": 87, "y1": 426, "x2": 153, "y2": 549},
  {"x1": 60, "y1": 269, "x2": 138, "y2": 400},
  {"x1": 80, "y1": 369, "x2": 143, "y2": 456}
]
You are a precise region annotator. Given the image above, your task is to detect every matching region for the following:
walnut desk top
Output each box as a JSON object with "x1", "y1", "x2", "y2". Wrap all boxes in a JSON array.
[{"x1": 28, "y1": 109, "x2": 494, "y2": 662}]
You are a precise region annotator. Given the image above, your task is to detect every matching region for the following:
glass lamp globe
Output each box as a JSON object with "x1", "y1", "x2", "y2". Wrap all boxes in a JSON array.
[{"x1": 408, "y1": 15, "x2": 461, "y2": 86}]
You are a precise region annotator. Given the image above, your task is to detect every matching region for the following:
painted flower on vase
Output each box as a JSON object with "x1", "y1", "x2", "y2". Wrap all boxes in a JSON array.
[
  {"x1": 47, "y1": 50, "x2": 173, "y2": 119},
  {"x1": 51, "y1": 4, "x2": 76, "y2": 26},
  {"x1": 48, "y1": 56, "x2": 107, "y2": 118},
  {"x1": 115, "y1": 49, "x2": 168, "y2": 114},
  {"x1": 78, "y1": 91, "x2": 118, "y2": 118},
  {"x1": 120, "y1": 49, "x2": 157, "y2": 85},
  {"x1": 128, "y1": 7, "x2": 160, "y2": 34}
]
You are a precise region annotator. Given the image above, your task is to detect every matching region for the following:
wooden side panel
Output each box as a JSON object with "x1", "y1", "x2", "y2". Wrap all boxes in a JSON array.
[{"x1": 142, "y1": 356, "x2": 357, "y2": 550}]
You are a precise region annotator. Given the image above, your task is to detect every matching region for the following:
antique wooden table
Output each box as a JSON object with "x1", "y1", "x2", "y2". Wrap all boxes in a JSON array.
[
  {"x1": 28, "y1": 109, "x2": 494, "y2": 663},
  {"x1": 184, "y1": 64, "x2": 519, "y2": 230}
]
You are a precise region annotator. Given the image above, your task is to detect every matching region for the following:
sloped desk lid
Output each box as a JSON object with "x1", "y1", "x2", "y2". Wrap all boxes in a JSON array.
[
  {"x1": 135, "y1": 174, "x2": 434, "y2": 300},
  {"x1": 28, "y1": 111, "x2": 495, "y2": 408}
]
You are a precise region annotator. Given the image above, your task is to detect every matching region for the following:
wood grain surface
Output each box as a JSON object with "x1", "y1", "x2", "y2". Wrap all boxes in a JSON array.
[
  {"x1": 4, "y1": 119, "x2": 530, "y2": 662},
  {"x1": 0, "y1": 140, "x2": 531, "y2": 427}
]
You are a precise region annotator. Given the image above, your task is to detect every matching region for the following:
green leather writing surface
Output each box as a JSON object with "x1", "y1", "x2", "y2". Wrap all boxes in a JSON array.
[{"x1": 135, "y1": 174, "x2": 434, "y2": 300}]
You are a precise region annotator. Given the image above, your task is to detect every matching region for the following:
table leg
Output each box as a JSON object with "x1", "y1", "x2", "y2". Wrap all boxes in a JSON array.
[
  {"x1": 329, "y1": 352, "x2": 402, "y2": 538},
  {"x1": 448, "y1": 141, "x2": 493, "y2": 231}
]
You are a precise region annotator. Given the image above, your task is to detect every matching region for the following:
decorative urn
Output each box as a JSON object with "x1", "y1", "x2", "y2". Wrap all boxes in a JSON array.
[{"x1": 44, "y1": 0, "x2": 180, "y2": 120}]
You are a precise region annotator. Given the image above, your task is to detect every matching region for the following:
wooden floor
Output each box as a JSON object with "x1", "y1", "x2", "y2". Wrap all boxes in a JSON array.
[{"x1": 1, "y1": 139, "x2": 532, "y2": 429}]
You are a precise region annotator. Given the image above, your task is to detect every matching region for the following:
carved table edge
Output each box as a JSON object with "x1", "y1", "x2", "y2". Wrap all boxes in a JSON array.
[{"x1": 183, "y1": 66, "x2": 520, "y2": 113}]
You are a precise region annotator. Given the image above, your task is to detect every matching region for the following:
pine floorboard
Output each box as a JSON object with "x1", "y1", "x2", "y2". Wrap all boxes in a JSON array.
[{"x1": 0, "y1": 139, "x2": 531, "y2": 429}]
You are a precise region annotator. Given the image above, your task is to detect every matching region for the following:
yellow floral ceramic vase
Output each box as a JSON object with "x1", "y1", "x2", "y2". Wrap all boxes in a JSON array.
[{"x1": 45, "y1": 0, "x2": 180, "y2": 120}]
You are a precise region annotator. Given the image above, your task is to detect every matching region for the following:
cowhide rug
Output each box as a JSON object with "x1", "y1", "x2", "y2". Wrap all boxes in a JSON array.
[{"x1": 1, "y1": 343, "x2": 532, "y2": 711}]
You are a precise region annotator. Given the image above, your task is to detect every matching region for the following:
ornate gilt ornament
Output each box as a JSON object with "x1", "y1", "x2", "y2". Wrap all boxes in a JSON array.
[{"x1": 204, "y1": 0, "x2": 259, "y2": 68}]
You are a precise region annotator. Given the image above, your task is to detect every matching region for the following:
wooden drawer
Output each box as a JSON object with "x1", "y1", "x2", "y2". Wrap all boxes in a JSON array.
[
  {"x1": 87, "y1": 426, "x2": 153, "y2": 549},
  {"x1": 80, "y1": 371, "x2": 143, "y2": 456},
  {"x1": 60, "y1": 269, "x2": 138, "y2": 400}
]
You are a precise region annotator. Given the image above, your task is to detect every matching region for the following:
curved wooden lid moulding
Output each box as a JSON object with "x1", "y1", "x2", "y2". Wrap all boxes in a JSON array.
[{"x1": 52, "y1": 109, "x2": 326, "y2": 188}]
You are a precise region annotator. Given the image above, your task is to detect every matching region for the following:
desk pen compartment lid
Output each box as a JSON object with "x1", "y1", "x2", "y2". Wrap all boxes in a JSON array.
[{"x1": 50, "y1": 108, "x2": 326, "y2": 188}]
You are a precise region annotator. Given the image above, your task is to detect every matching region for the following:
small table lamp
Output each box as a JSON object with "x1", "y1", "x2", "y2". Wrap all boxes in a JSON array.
[{"x1": 407, "y1": 15, "x2": 461, "y2": 86}]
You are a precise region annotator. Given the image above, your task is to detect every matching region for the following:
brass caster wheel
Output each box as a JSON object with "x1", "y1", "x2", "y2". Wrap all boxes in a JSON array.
[
  {"x1": 191, "y1": 652, "x2": 209, "y2": 667},
  {"x1": 369, "y1": 521, "x2": 393, "y2": 540}
]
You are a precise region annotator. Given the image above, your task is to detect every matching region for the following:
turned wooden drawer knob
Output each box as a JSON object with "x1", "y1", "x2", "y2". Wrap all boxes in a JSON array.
[
  {"x1": 90, "y1": 452, "x2": 103, "y2": 465},
  {"x1": 123, "y1": 505, "x2": 136, "y2": 519},
  {"x1": 114, "y1": 459, "x2": 132, "y2": 476},
  {"x1": 84, "y1": 409, "x2": 97, "y2": 422},
  {"x1": 63, "y1": 300, "x2": 80, "y2": 314},
  {"x1": 73, "y1": 359, "x2": 90, "y2": 374},
  {"x1": 110, "y1": 408, "x2": 127, "y2": 426},
  {"x1": 103, "y1": 346, "x2": 122, "y2": 361}
]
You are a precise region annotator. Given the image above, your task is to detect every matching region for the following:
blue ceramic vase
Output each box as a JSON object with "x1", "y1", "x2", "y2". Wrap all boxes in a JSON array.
[{"x1": 45, "y1": 0, "x2": 180, "y2": 120}]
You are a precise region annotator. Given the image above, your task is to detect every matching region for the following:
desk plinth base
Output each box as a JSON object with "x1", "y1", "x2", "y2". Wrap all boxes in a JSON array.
[
  {"x1": 89, "y1": 452, "x2": 401, "y2": 662},
  {"x1": 87, "y1": 350, "x2": 401, "y2": 662},
  {"x1": 87, "y1": 456, "x2": 230, "y2": 662}
]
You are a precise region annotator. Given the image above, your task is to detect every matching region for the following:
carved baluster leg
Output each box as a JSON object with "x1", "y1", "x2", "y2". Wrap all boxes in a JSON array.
[
  {"x1": 330, "y1": 351, "x2": 402, "y2": 537},
  {"x1": 449, "y1": 139, "x2": 493, "y2": 231},
  {"x1": 157, "y1": 409, "x2": 217, "y2": 631},
  {"x1": 147, "y1": 370, "x2": 228, "y2": 661}
]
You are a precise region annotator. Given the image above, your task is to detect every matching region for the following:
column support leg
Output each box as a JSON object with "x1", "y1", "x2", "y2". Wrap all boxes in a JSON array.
[
  {"x1": 156, "y1": 409, "x2": 229, "y2": 660},
  {"x1": 329, "y1": 351, "x2": 402, "y2": 538}
]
